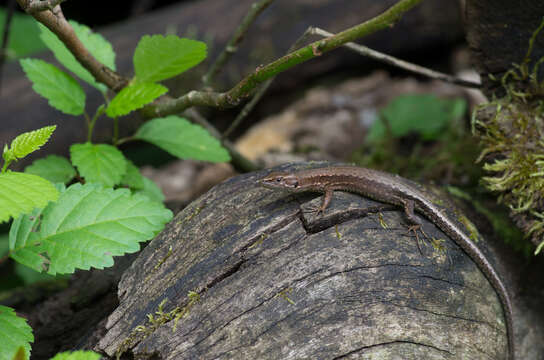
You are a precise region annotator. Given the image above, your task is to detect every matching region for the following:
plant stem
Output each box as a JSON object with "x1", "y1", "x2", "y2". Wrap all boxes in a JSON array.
[
  {"x1": 1, "y1": 159, "x2": 10, "y2": 173},
  {"x1": 16, "y1": 0, "x2": 128, "y2": 91},
  {"x1": 87, "y1": 105, "x2": 105, "y2": 142},
  {"x1": 222, "y1": 27, "x2": 315, "y2": 140},
  {"x1": 202, "y1": 0, "x2": 275, "y2": 87},
  {"x1": 144, "y1": 0, "x2": 423, "y2": 117},
  {"x1": 311, "y1": 27, "x2": 481, "y2": 88}
]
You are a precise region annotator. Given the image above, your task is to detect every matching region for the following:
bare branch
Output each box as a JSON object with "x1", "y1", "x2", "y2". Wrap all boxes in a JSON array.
[
  {"x1": 16, "y1": 0, "x2": 128, "y2": 91},
  {"x1": 222, "y1": 28, "x2": 315, "y2": 140},
  {"x1": 143, "y1": 0, "x2": 424, "y2": 117},
  {"x1": 203, "y1": 0, "x2": 275, "y2": 87},
  {"x1": 25, "y1": 0, "x2": 68, "y2": 13},
  {"x1": 311, "y1": 27, "x2": 481, "y2": 88}
]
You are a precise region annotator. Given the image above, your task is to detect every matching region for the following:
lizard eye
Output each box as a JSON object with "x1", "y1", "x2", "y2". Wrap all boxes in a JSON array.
[{"x1": 275, "y1": 177, "x2": 283, "y2": 182}]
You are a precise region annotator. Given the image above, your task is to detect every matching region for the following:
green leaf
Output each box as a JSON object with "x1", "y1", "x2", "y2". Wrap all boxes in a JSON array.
[
  {"x1": 0, "y1": 305, "x2": 33, "y2": 360},
  {"x1": 24, "y1": 155, "x2": 76, "y2": 184},
  {"x1": 0, "y1": 172, "x2": 59, "y2": 223},
  {"x1": 70, "y1": 21, "x2": 116, "y2": 70},
  {"x1": 9, "y1": 207, "x2": 45, "y2": 272},
  {"x1": 38, "y1": 21, "x2": 115, "y2": 93},
  {"x1": 10, "y1": 183, "x2": 172, "y2": 274},
  {"x1": 133, "y1": 35, "x2": 207, "y2": 83},
  {"x1": 135, "y1": 176, "x2": 165, "y2": 203},
  {"x1": 3, "y1": 126, "x2": 56, "y2": 163},
  {"x1": 70, "y1": 143, "x2": 127, "y2": 187},
  {"x1": 0, "y1": 8, "x2": 45, "y2": 60},
  {"x1": 106, "y1": 82, "x2": 167, "y2": 118},
  {"x1": 50, "y1": 351, "x2": 101, "y2": 360},
  {"x1": 121, "y1": 161, "x2": 145, "y2": 190},
  {"x1": 19, "y1": 59, "x2": 85, "y2": 115},
  {"x1": 134, "y1": 116, "x2": 230, "y2": 162},
  {"x1": 368, "y1": 95, "x2": 467, "y2": 142}
]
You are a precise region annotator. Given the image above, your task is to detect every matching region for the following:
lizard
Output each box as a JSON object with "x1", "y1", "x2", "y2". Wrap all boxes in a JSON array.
[{"x1": 259, "y1": 165, "x2": 515, "y2": 360}]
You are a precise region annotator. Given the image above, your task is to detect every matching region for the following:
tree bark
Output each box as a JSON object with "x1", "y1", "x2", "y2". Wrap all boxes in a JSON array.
[{"x1": 464, "y1": 0, "x2": 544, "y2": 96}]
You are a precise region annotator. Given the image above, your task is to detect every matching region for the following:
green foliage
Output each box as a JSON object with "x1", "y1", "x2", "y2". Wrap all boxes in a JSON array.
[
  {"x1": 135, "y1": 176, "x2": 165, "y2": 203},
  {"x1": 134, "y1": 35, "x2": 207, "y2": 83},
  {"x1": 70, "y1": 143, "x2": 127, "y2": 187},
  {"x1": 135, "y1": 116, "x2": 230, "y2": 162},
  {"x1": 121, "y1": 160, "x2": 145, "y2": 190},
  {"x1": 0, "y1": 173, "x2": 59, "y2": 223},
  {"x1": 19, "y1": 59, "x2": 85, "y2": 115},
  {"x1": 0, "y1": 8, "x2": 45, "y2": 60},
  {"x1": 367, "y1": 94, "x2": 466, "y2": 142},
  {"x1": 69, "y1": 21, "x2": 116, "y2": 70},
  {"x1": 0, "y1": 305, "x2": 33, "y2": 360},
  {"x1": 106, "y1": 82, "x2": 167, "y2": 118},
  {"x1": 9, "y1": 183, "x2": 172, "y2": 275},
  {"x1": 50, "y1": 351, "x2": 101, "y2": 360},
  {"x1": 24, "y1": 155, "x2": 76, "y2": 184},
  {"x1": 3, "y1": 126, "x2": 56, "y2": 164},
  {"x1": 38, "y1": 21, "x2": 115, "y2": 93}
]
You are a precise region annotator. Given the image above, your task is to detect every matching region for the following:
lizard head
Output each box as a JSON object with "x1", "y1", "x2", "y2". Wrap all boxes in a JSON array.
[{"x1": 259, "y1": 172, "x2": 299, "y2": 190}]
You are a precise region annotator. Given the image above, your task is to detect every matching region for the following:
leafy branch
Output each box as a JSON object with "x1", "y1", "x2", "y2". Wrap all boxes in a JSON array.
[
  {"x1": 144, "y1": 0, "x2": 424, "y2": 116},
  {"x1": 18, "y1": 0, "x2": 423, "y2": 116}
]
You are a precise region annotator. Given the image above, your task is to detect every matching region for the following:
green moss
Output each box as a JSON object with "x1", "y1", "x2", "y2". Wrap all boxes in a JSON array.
[
  {"x1": 472, "y1": 18, "x2": 544, "y2": 253},
  {"x1": 115, "y1": 291, "x2": 200, "y2": 359}
]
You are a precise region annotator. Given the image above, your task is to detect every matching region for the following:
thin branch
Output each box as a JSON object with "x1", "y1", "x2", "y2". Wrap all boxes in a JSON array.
[
  {"x1": 202, "y1": 0, "x2": 275, "y2": 87},
  {"x1": 222, "y1": 27, "x2": 315, "y2": 140},
  {"x1": 311, "y1": 27, "x2": 481, "y2": 88},
  {"x1": 25, "y1": 0, "x2": 67, "y2": 13},
  {"x1": 143, "y1": 0, "x2": 423, "y2": 117},
  {"x1": 16, "y1": 0, "x2": 128, "y2": 90},
  {"x1": 0, "y1": 0, "x2": 16, "y2": 95}
]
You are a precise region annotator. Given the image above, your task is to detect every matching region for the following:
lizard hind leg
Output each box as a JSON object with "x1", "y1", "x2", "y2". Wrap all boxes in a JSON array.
[{"x1": 399, "y1": 198, "x2": 429, "y2": 255}]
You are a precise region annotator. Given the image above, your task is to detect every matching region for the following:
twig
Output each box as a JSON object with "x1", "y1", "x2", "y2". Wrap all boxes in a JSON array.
[
  {"x1": 25, "y1": 0, "x2": 68, "y2": 13},
  {"x1": 222, "y1": 27, "x2": 315, "y2": 140},
  {"x1": 0, "y1": 0, "x2": 16, "y2": 95},
  {"x1": 311, "y1": 27, "x2": 481, "y2": 88},
  {"x1": 16, "y1": 0, "x2": 128, "y2": 90},
  {"x1": 143, "y1": 0, "x2": 423, "y2": 117},
  {"x1": 202, "y1": 0, "x2": 275, "y2": 87}
]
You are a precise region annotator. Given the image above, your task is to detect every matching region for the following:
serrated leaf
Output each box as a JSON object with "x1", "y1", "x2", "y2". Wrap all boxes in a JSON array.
[
  {"x1": 106, "y1": 82, "x2": 167, "y2": 118},
  {"x1": 9, "y1": 207, "x2": 46, "y2": 272},
  {"x1": 24, "y1": 155, "x2": 76, "y2": 184},
  {"x1": 134, "y1": 116, "x2": 230, "y2": 162},
  {"x1": 70, "y1": 21, "x2": 116, "y2": 70},
  {"x1": 0, "y1": 172, "x2": 59, "y2": 223},
  {"x1": 70, "y1": 143, "x2": 127, "y2": 187},
  {"x1": 133, "y1": 35, "x2": 207, "y2": 83},
  {"x1": 20, "y1": 59, "x2": 85, "y2": 115},
  {"x1": 121, "y1": 161, "x2": 145, "y2": 190},
  {"x1": 4, "y1": 126, "x2": 56, "y2": 162},
  {"x1": 38, "y1": 21, "x2": 115, "y2": 93},
  {"x1": 11, "y1": 183, "x2": 172, "y2": 274},
  {"x1": 50, "y1": 351, "x2": 101, "y2": 360},
  {"x1": 135, "y1": 176, "x2": 165, "y2": 203},
  {"x1": 0, "y1": 305, "x2": 33, "y2": 360}
]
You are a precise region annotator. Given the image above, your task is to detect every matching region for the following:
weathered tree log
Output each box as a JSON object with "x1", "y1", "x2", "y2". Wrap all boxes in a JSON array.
[{"x1": 93, "y1": 163, "x2": 512, "y2": 359}]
